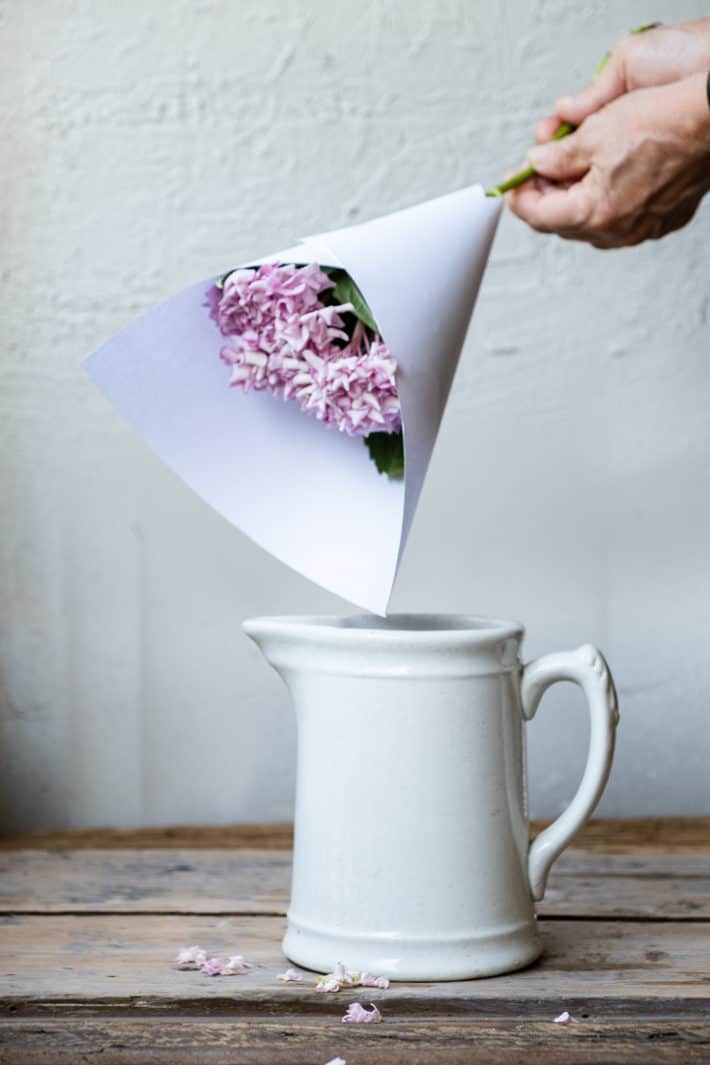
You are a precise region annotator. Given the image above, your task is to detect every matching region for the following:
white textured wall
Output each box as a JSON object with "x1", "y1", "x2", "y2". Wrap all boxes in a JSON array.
[{"x1": 2, "y1": 0, "x2": 709, "y2": 830}]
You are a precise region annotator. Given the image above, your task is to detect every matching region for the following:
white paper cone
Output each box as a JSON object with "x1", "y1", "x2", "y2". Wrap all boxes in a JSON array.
[{"x1": 84, "y1": 186, "x2": 501, "y2": 613}]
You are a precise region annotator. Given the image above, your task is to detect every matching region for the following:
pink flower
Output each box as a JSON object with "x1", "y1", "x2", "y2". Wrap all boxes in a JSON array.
[
  {"x1": 277, "y1": 967, "x2": 304, "y2": 982},
  {"x1": 342, "y1": 1002, "x2": 382, "y2": 1024},
  {"x1": 314, "y1": 964, "x2": 390, "y2": 992},
  {"x1": 333, "y1": 961, "x2": 356, "y2": 986},
  {"x1": 221, "y1": 955, "x2": 251, "y2": 975},
  {"x1": 200, "y1": 957, "x2": 225, "y2": 977},
  {"x1": 553, "y1": 1011, "x2": 579, "y2": 1024},
  {"x1": 175, "y1": 945, "x2": 207, "y2": 970},
  {"x1": 315, "y1": 977, "x2": 341, "y2": 993},
  {"x1": 208, "y1": 264, "x2": 401, "y2": 439}
]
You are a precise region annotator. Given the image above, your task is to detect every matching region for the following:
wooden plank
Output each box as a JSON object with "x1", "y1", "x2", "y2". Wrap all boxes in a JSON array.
[
  {"x1": 556, "y1": 818, "x2": 710, "y2": 853},
  {"x1": 1, "y1": 817, "x2": 708, "y2": 851},
  {"x1": 0, "y1": 824, "x2": 294, "y2": 851},
  {"x1": 0, "y1": 850, "x2": 291, "y2": 915},
  {"x1": 2, "y1": 848, "x2": 709, "y2": 919},
  {"x1": 2, "y1": 1015, "x2": 710, "y2": 1065},
  {"x1": 1, "y1": 915, "x2": 709, "y2": 1010}
]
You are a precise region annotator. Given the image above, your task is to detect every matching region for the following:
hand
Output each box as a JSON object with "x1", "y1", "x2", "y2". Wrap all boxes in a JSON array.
[
  {"x1": 535, "y1": 21, "x2": 710, "y2": 143},
  {"x1": 508, "y1": 73, "x2": 710, "y2": 248}
]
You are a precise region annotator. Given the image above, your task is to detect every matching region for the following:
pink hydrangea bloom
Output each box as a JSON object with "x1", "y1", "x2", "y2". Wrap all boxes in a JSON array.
[
  {"x1": 209, "y1": 263, "x2": 401, "y2": 438},
  {"x1": 200, "y1": 957, "x2": 225, "y2": 977},
  {"x1": 342, "y1": 1002, "x2": 382, "y2": 1024},
  {"x1": 175, "y1": 945, "x2": 207, "y2": 970}
]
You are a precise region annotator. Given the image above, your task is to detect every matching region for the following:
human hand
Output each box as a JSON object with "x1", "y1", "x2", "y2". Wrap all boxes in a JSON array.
[
  {"x1": 507, "y1": 73, "x2": 710, "y2": 248},
  {"x1": 535, "y1": 21, "x2": 710, "y2": 143}
]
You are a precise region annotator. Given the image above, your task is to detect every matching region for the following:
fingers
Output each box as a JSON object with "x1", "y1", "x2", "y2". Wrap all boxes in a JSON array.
[
  {"x1": 507, "y1": 175, "x2": 591, "y2": 234},
  {"x1": 527, "y1": 128, "x2": 592, "y2": 182},
  {"x1": 535, "y1": 115, "x2": 561, "y2": 143},
  {"x1": 553, "y1": 51, "x2": 627, "y2": 126}
]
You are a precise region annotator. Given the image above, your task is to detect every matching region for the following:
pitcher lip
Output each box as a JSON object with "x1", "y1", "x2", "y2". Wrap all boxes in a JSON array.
[{"x1": 243, "y1": 613, "x2": 525, "y2": 645}]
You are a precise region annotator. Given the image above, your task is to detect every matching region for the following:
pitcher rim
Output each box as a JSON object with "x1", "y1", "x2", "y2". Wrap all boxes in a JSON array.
[{"x1": 243, "y1": 613, "x2": 525, "y2": 645}]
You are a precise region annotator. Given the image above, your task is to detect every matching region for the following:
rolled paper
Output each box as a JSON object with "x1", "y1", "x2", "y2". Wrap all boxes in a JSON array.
[{"x1": 85, "y1": 187, "x2": 502, "y2": 613}]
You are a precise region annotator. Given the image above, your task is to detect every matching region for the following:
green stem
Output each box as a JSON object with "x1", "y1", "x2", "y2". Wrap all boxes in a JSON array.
[{"x1": 486, "y1": 22, "x2": 661, "y2": 198}]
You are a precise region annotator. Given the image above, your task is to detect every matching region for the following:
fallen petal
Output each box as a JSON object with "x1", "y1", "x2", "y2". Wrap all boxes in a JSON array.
[
  {"x1": 332, "y1": 961, "x2": 357, "y2": 986},
  {"x1": 553, "y1": 1010, "x2": 579, "y2": 1024},
  {"x1": 221, "y1": 954, "x2": 251, "y2": 975},
  {"x1": 324, "y1": 1058, "x2": 347, "y2": 1065},
  {"x1": 360, "y1": 972, "x2": 390, "y2": 989},
  {"x1": 200, "y1": 957, "x2": 225, "y2": 977},
  {"x1": 277, "y1": 968, "x2": 304, "y2": 982},
  {"x1": 315, "y1": 978, "x2": 341, "y2": 993},
  {"x1": 175, "y1": 945, "x2": 207, "y2": 970},
  {"x1": 342, "y1": 1002, "x2": 382, "y2": 1024}
]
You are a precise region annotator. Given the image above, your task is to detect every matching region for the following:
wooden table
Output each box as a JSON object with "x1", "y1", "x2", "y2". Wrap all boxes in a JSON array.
[{"x1": 1, "y1": 819, "x2": 709, "y2": 1063}]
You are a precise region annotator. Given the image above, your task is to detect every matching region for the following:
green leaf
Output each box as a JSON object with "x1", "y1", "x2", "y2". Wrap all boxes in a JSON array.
[
  {"x1": 323, "y1": 267, "x2": 379, "y2": 333},
  {"x1": 364, "y1": 431, "x2": 404, "y2": 480}
]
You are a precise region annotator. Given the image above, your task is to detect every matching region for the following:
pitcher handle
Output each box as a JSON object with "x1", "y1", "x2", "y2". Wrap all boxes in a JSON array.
[{"x1": 521, "y1": 644, "x2": 619, "y2": 900}]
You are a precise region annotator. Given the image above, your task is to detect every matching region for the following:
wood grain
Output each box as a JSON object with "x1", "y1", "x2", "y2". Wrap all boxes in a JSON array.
[
  {"x1": 2, "y1": 1016, "x2": 710, "y2": 1065},
  {"x1": 1, "y1": 821, "x2": 709, "y2": 1063},
  {"x1": 0, "y1": 824, "x2": 294, "y2": 851},
  {"x1": 2, "y1": 914, "x2": 710, "y2": 1009},
  {"x1": 2, "y1": 847, "x2": 709, "y2": 919},
  {"x1": 1, "y1": 817, "x2": 708, "y2": 851}
]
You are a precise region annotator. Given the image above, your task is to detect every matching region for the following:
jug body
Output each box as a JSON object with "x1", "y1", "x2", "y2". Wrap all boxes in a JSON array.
[{"x1": 244, "y1": 614, "x2": 618, "y2": 980}]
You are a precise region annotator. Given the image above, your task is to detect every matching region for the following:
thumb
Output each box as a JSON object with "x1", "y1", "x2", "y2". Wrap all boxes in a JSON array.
[
  {"x1": 528, "y1": 131, "x2": 590, "y2": 182},
  {"x1": 554, "y1": 52, "x2": 626, "y2": 125}
]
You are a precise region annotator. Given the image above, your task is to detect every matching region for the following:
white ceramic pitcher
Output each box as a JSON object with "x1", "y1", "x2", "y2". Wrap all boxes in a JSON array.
[{"x1": 244, "y1": 614, "x2": 619, "y2": 981}]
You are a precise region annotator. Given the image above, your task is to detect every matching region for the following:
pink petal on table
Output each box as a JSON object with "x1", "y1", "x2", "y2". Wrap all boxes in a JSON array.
[
  {"x1": 324, "y1": 1058, "x2": 347, "y2": 1065},
  {"x1": 175, "y1": 945, "x2": 207, "y2": 970},
  {"x1": 277, "y1": 968, "x2": 304, "y2": 982},
  {"x1": 342, "y1": 1002, "x2": 382, "y2": 1024},
  {"x1": 221, "y1": 955, "x2": 251, "y2": 975},
  {"x1": 360, "y1": 972, "x2": 390, "y2": 989},
  {"x1": 553, "y1": 1011, "x2": 579, "y2": 1024},
  {"x1": 200, "y1": 957, "x2": 225, "y2": 977},
  {"x1": 315, "y1": 978, "x2": 341, "y2": 993},
  {"x1": 333, "y1": 961, "x2": 356, "y2": 986}
]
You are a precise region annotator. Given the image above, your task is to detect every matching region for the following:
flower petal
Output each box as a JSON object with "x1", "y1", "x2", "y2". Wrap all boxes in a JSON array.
[
  {"x1": 175, "y1": 945, "x2": 207, "y2": 970},
  {"x1": 221, "y1": 954, "x2": 251, "y2": 975},
  {"x1": 342, "y1": 1002, "x2": 382, "y2": 1024},
  {"x1": 315, "y1": 978, "x2": 341, "y2": 993},
  {"x1": 553, "y1": 1010, "x2": 579, "y2": 1024}
]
